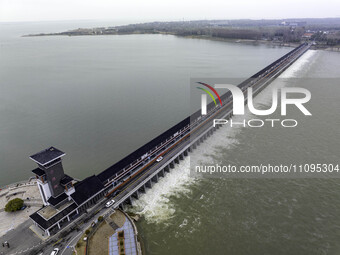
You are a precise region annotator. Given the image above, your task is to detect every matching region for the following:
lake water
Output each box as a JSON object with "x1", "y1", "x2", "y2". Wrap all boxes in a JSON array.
[
  {"x1": 129, "y1": 49, "x2": 340, "y2": 255},
  {"x1": 0, "y1": 21, "x2": 290, "y2": 186}
]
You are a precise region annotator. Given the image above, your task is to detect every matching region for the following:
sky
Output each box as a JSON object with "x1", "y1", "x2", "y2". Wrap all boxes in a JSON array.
[{"x1": 0, "y1": 0, "x2": 339, "y2": 22}]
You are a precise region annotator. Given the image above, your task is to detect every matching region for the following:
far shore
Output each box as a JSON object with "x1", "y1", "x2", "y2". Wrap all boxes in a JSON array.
[
  {"x1": 22, "y1": 31, "x2": 299, "y2": 48},
  {"x1": 23, "y1": 31, "x2": 340, "y2": 52}
]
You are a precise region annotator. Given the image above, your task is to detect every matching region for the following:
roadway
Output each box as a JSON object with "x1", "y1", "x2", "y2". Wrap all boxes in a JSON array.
[{"x1": 0, "y1": 220, "x2": 42, "y2": 255}]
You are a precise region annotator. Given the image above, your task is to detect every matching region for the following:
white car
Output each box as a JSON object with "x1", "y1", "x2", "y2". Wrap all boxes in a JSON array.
[
  {"x1": 105, "y1": 199, "x2": 115, "y2": 208},
  {"x1": 156, "y1": 156, "x2": 163, "y2": 162},
  {"x1": 50, "y1": 248, "x2": 59, "y2": 255}
]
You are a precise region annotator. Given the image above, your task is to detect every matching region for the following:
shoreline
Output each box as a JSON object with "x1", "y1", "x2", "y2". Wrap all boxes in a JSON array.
[
  {"x1": 0, "y1": 177, "x2": 36, "y2": 192},
  {"x1": 23, "y1": 30, "x2": 299, "y2": 49},
  {"x1": 176, "y1": 34, "x2": 298, "y2": 48},
  {"x1": 23, "y1": 31, "x2": 340, "y2": 51}
]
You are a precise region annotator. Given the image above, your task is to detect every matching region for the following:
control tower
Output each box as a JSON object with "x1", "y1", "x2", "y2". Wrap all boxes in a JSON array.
[{"x1": 30, "y1": 147, "x2": 73, "y2": 205}]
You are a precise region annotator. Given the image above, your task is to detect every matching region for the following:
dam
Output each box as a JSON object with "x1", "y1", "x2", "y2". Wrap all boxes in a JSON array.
[{"x1": 28, "y1": 43, "x2": 311, "y2": 236}]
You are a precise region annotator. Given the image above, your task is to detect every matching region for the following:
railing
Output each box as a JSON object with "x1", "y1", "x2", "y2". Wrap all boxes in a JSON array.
[{"x1": 0, "y1": 176, "x2": 37, "y2": 191}]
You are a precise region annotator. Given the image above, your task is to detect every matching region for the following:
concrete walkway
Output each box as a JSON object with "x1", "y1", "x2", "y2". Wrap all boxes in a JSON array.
[
  {"x1": 108, "y1": 213, "x2": 137, "y2": 255},
  {"x1": 0, "y1": 179, "x2": 43, "y2": 237},
  {"x1": 0, "y1": 219, "x2": 42, "y2": 255}
]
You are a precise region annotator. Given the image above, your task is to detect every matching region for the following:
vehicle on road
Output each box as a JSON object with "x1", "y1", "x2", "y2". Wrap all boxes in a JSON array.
[
  {"x1": 156, "y1": 156, "x2": 163, "y2": 162},
  {"x1": 50, "y1": 248, "x2": 59, "y2": 255},
  {"x1": 113, "y1": 189, "x2": 121, "y2": 196},
  {"x1": 122, "y1": 175, "x2": 131, "y2": 182},
  {"x1": 105, "y1": 199, "x2": 115, "y2": 208}
]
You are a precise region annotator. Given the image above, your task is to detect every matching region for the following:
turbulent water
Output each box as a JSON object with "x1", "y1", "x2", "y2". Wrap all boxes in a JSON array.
[
  {"x1": 129, "y1": 50, "x2": 340, "y2": 255},
  {"x1": 1, "y1": 21, "x2": 340, "y2": 255}
]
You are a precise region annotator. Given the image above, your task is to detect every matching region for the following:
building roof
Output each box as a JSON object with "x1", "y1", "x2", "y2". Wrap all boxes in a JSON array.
[
  {"x1": 47, "y1": 193, "x2": 68, "y2": 206},
  {"x1": 60, "y1": 175, "x2": 74, "y2": 185},
  {"x1": 29, "y1": 146, "x2": 65, "y2": 166},
  {"x1": 32, "y1": 167, "x2": 45, "y2": 176},
  {"x1": 30, "y1": 202, "x2": 77, "y2": 229},
  {"x1": 302, "y1": 33, "x2": 314, "y2": 38},
  {"x1": 71, "y1": 175, "x2": 104, "y2": 206},
  {"x1": 97, "y1": 117, "x2": 191, "y2": 184}
]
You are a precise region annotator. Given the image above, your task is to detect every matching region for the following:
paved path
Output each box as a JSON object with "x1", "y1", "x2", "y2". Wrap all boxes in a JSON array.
[
  {"x1": 109, "y1": 218, "x2": 137, "y2": 255},
  {"x1": 0, "y1": 220, "x2": 42, "y2": 255},
  {"x1": 0, "y1": 181, "x2": 43, "y2": 237}
]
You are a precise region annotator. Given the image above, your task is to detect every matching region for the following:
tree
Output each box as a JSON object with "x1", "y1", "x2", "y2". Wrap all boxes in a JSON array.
[{"x1": 5, "y1": 198, "x2": 24, "y2": 212}]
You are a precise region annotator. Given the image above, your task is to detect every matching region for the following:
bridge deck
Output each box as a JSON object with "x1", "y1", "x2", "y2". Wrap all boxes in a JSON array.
[{"x1": 108, "y1": 43, "x2": 311, "y2": 209}]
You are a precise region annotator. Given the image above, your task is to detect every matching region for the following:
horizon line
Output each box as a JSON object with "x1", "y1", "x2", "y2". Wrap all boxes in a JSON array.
[{"x1": 1, "y1": 16, "x2": 340, "y2": 24}]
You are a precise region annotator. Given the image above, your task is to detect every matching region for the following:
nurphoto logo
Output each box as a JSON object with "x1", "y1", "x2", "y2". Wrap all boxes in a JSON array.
[{"x1": 197, "y1": 82, "x2": 312, "y2": 128}]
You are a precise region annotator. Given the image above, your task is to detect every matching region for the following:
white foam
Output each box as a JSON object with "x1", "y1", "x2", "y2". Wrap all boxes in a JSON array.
[
  {"x1": 179, "y1": 218, "x2": 188, "y2": 228},
  {"x1": 251, "y1": 49, "x2": 318, "y2": 108},
  {"x1": 128, "y1": 114, "x2": 248, "y2": 223},
  {"x1": 128, "y1": 157, "x2": 195, "y2": 224},
  {"x1": 279, "y1": 50, "x2": 317, "y2": 79}
]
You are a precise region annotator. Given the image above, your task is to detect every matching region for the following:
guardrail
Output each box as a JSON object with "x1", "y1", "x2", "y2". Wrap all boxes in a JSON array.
[{"x1": 0, "y1": 177, "x2": 37, "y2": 191}]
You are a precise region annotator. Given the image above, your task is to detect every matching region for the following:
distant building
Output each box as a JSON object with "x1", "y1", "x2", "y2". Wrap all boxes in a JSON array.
[
  {"x1": 280, "y1": 21, "x2": 307, "y2": 27},
  {"x1": 302, "y1": 33, "x2": 314, "y2": 39}
]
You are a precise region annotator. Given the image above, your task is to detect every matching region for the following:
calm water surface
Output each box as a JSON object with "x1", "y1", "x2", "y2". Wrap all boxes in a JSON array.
[{"x1": 0, "y1": 21, "x2": 289, "y2": 186}]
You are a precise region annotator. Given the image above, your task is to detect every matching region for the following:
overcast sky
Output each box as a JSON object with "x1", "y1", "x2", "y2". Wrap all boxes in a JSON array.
[{"x1": 1, "y1": 0, "x2": 339, "y2": 22}]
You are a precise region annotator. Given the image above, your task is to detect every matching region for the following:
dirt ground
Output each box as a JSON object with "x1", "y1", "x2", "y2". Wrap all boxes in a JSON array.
[
  {"x1": 110, "y1": 210, "x2": 126, "y2": 227},
  {"x1": 88, "y1": 222, "x2": 115, "y2": 255}
]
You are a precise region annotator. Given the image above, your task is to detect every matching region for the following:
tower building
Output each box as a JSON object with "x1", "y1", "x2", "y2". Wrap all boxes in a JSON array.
[
  {"x1": 29, "y1": 146, "x2": 106, "y2": 236},
  {"x1": 30, "y1": 146, "x2": 74, "y2": 205}
]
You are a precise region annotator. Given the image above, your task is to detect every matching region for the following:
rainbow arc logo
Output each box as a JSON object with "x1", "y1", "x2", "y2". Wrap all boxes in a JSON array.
[
  {"x1": 196, "y1": 82, "x2": 222, "y2": 115},
  {"x1": 196, "y1": 82, "x2": 222, "y2": 106}
]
